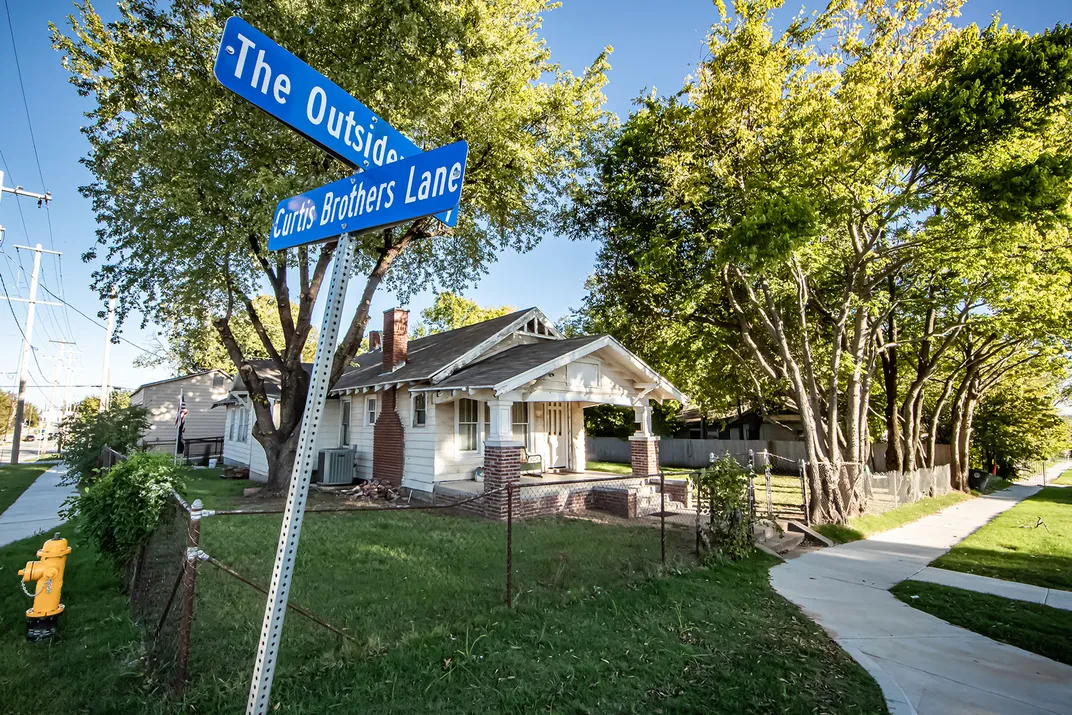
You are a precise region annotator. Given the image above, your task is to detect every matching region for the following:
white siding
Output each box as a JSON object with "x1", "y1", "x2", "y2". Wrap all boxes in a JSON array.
[
  {"x1": 136, "y1": 371, "x2": 231, "y2": 445},
  {"x1": 221, "y1": 399, "x2": 269, "y2": 482},
  {"x1": 349, "y1": 394, "x2": 376, "y2": 480},
  {"x1": 432, "y1": 400, "x2": 484, "y2": 483},
  {"x1": 401, "y1": 386, "x2": 435, "y2": 491}
]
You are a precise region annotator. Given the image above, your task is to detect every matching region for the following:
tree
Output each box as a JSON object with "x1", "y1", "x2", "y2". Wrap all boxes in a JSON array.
[
  {"x1": 411, "y1": 293, "x2": 515, "y2": 338},
  {"x1": 0, "y1": 391, "x2": 14, "y2": 437},
  {"x1": 970, "y1": 365, "x2": 1072, "y2": 476},
  {"x1": 71, "y1": 391, "x2": 132, "y2": 420},
  {"x1": 137, "y1": 296, "x2": 318, "y2": 374},
  {"x1": 571, "y1": 0, "x2": 1072, "y2": 522},
  {"x1": 55, "y1": 0, "x2": 610, "y2": 492},
  {"x1": 60, "y1": 404, "x2": 150, "y2": 484}
]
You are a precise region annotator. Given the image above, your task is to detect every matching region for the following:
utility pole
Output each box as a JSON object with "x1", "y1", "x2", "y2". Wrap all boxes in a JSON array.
[
  {"x1": 0, "y1": 171, "x2": 51, "y2": 207},
  {"x1": 98, "y1": 287, "x2": 117, "y2": 411},
  {"x1": 50, "y1": 341, "x2": 77, "y2": 416},
  {"x1": 2, "y1": 244, "x2": 60, "y2": 463},
  {"x1": 0, "y1": 172, "x2": 53, "y2": 463}
]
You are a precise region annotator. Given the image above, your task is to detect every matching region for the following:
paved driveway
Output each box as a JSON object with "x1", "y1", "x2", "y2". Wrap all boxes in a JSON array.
[{"x1": 772, "y1": 467, "x2": 1072, "y2": 715}]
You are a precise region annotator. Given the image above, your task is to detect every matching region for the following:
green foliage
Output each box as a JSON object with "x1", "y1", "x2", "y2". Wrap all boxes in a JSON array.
[
  {"x1": 971, "y1": 370, "x2": 1072, "y2": 475},
  {"x1": 70, "y1": 390, "x2": 131, "y2": 421},
  {"x1": 411, "y1": 293, "x2": 515, "y2": 338},
  {"x1": 694, "y1": 454, "x2": 753, "y2": 560},
  {"x1": 583, "y1": 404, "x2": 634, "y2": 438},
  {"x1": 63, "y1": 452, "x2": 184, "y2": 566},
  {"x1": 0, "y1": 391, "x2": 13, "y2": 437},
  {"x1": 52, "y1": 0, "x2": 610, "y2": 343},
  {"x1": 138, "y1": 296, "x2": 318, "y2": 374},
  {"x1": 60, "y1": 405, "x2": 149, "y2": 485}
]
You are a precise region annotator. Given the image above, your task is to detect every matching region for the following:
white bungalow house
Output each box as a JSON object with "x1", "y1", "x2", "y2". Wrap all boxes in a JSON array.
[{"x1": 218, "y1": 307, "x2": 687, "y2": 517}]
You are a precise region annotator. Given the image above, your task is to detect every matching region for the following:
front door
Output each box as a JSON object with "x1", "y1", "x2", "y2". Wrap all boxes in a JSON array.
[{"x1": 546, "y1": 402, "x2": 568, "y2": 470}]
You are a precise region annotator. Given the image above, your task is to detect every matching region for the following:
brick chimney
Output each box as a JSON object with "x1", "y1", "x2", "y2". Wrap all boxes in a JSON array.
[
  {"x1": 382, "y1": 308, "x2": 409, "y2": 372},
  {"x1": 368, "y1": 330, "x2": 382, "y2": 352}
]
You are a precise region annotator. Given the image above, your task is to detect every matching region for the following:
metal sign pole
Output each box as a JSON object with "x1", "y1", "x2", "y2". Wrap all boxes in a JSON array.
[{"x1": 246, "y1": 233, "x2": 356, "y2": 714}]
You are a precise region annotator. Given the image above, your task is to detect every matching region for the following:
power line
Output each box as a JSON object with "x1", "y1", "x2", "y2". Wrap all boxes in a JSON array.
[
  {"x1": 0, "y1": 269, "x2": 47, "y2": 380},
  {"x1": 3, "y1": 0, "x2": 46, "y2": 189},
  {"x1": 37, "y1": 283, "x2": 157, "y2": 356}
]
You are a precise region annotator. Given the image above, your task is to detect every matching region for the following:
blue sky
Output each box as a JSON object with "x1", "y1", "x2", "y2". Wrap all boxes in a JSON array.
[{"x1": 1, "y1": 0, "x2": 1069, "y2": 406}]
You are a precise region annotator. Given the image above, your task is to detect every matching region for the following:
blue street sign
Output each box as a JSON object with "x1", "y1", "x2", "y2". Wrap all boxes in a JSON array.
[
  {"x1": 214, "y1": 16, "x2": 457, "y2": 227},
  {"x1": 268, "y1": 141, "x2": 468, "y2": 251}
]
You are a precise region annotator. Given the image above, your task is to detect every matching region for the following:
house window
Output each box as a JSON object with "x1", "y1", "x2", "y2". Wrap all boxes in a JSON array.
[
  {"x1": 367, "y1": 397, "x2": 378, "y2": 425},
  {"x1": 233, "y1": 405, "x2": 250, "y2": 443},
  {"x1": 228, "y1": 409, "x2": 236, "y2": 442},
  {"x1": 457, "y1": 398, "x2": 479, "y2": 452},
  {"x1": 340, "y1": 400, "x2": 351, "y2": 446},
  {"x1": 212, "y1": 373, "x2": 225, "y2": 387},
  {"x1": 413, "y1": 393, "x2": 427, "y2": 427},
  {"x1": 512, "y1": 403, "x2": 529, "y2": 445}
]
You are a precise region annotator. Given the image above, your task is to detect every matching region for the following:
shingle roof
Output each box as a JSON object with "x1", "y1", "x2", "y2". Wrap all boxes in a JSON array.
[
  {"x1": 131, "y1": 369, "x2": 231, "y2": 397},
  {"x1": 431, "y1": 336, "x2": 603, "y2": 389},
  {"x1": 231, "y1": 360, "x2": 311, "y2": 400},
  {"x1": 331, "y1": 308, "x2": 535, "y2": 392}
]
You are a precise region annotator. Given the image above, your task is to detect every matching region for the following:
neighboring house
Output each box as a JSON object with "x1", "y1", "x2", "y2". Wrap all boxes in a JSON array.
[
  {"x1": 130, "y1": 370, "x2": 233, "y2": 449},
  {"x1": 219, "y1": 307, "x2": 687, "y2": 511},
  {"x1": 680, "y1": 406, "x2": 803, "y2": 441}
]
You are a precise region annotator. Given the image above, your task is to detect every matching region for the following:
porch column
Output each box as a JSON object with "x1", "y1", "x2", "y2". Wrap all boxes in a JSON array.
[
  {"x1": 483, "y1": 399, "x2": 521, "y2": 519},
  {"x1": 629, "y1": 400, "x2": 659, "y2": 478}
]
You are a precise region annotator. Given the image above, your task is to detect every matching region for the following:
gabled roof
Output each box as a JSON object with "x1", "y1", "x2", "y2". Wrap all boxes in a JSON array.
[
  {"x1": 431, "y1": 336, "x2": 602, "y2": 389},
  {"x1": 130, "y1": 369, "x2": 231, "y2": 398},
  {"x1": 331, "y1": 308, "x2": 555, "y2": 393},
  {"x1": 428, "y1": 334, "x2": 688, "y2": 404}
]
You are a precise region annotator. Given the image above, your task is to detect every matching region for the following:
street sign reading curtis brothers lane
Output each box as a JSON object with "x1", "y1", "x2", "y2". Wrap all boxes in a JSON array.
[
  {"x1": 268, "y1": 140, "x2": 468, "y2": 251},
  {"x1": 213, "y1": 15, "x2": 457, "y2": 227}
]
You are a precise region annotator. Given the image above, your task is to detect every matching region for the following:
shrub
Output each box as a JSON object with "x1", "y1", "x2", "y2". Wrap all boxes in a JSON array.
[
  {"x1": 693, "y1": 453, "x2": 753, "y2": 560},
  {"x1": 63, "y1": 452, "x2": 184, "y2": 566},
  {"x1": 60, "y1": 404, "x2": 149, "y2": 484}
]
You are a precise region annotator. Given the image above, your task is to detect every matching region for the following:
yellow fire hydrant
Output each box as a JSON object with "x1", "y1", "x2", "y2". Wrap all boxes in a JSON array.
[{"x1": 17, "y1": 533, "x2": 71, "y2": 641}]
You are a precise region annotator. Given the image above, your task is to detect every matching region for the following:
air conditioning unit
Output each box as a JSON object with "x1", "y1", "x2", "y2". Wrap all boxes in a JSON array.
[{"x1": 317, "y1": 448, "x2": 355, "y2": 485}]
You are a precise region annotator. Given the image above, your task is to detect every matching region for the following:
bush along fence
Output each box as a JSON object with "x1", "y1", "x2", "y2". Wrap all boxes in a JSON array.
[{"x1": 123, "y1": 466, "x2": 776, "y2": 697}]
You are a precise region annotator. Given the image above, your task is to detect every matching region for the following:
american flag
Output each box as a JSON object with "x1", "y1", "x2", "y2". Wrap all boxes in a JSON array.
[{"x1": 175, "y1": 390, "x2": 188, "y2": 453}]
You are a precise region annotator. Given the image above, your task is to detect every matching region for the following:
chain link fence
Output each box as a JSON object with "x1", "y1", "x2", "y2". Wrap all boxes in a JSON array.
[{"x1": 125, "y1": 470, "x2": 720, "y2": 696}]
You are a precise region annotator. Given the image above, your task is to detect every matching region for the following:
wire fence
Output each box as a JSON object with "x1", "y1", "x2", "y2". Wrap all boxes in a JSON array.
[{"x1": 125, "y1": 469, "x2": 741, "y2": 697}]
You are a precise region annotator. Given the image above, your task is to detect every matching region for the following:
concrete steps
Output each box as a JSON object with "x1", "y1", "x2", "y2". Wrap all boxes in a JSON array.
[{"x1": 753, "y1": 519, "x2": 805, "y2": 554}]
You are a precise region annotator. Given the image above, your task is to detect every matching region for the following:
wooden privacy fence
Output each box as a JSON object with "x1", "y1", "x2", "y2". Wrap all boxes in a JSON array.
[{"x1": 586, "y1": 437, "x2": 953, "y2": 473}]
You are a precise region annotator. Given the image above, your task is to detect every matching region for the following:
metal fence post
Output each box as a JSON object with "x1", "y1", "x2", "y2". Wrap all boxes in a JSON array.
[
  {"x1": 659, "y1": 471, "x2": 666, "y2": 566},
  {"x1": 174, "y1": 498, "x2": 202, "y2": 697},
  {"x1": 799, "y1": 459, "x2": 809, "y2": 526},
  {"x1": 747, "y1": 449, "x2": 756, "y2": 525},
  {"x1": 694, "y1": 471, "x2": 702, "y2": 558},
  {"x1": 506, "y1": 482, "x2": 513, "y2": 608},
  {"x1": 763, "y1": 450, "x2": 773, "y2": 519}
]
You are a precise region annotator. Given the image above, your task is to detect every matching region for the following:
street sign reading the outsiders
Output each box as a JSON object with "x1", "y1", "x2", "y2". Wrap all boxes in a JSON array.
[
  {"x1": 268, "y1": 140, "x2": 468, "y2": 251},
  {"x1": 213, "y1": 15, "x2": 458, "y2": 228}
]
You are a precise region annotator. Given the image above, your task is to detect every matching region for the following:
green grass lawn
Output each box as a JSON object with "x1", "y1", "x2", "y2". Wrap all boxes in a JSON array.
[
  {"x1": 931, "y1": 486, "x2": 1072, "y2": 590},
  {"x1": 1055, "y1": 468, "x2": 1072, "y2": 486},
  {"x1": 0, "y1": 463, "x2": 49, "y2": 515},
  {"x1": 0, "y1": 496, "x2": 888, "y2": 714},
  {"x1": 816, "y1": 491, "x2": 973, "y2": 544},
  {"x1": 585, "y1": 459, "x2": 634, "y2": 475},
  {"x1": 891, "y1": 580, "x2": 1072, "y2": 666},
  {"x1": 179, "y1": 466, "x2": 253, "y2": 507}
]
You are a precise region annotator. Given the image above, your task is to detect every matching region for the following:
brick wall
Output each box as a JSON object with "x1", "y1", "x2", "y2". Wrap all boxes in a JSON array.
[
  {"x1": 630, "y1": 436, "x2": 660, "y2": 478},
  {"x1": 373, "y1": 388, "x2": 404, "y2": 486},
  {"x1": 382, "y1": 308, "x2": 408, "y2": 371},
  {"x1": 482, "y1": 444, "x2": 521, "y2": 519}
]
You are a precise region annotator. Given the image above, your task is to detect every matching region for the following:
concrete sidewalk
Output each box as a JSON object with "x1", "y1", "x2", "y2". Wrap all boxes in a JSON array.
[
  {"x1": 0, "y1": 464, "x2": 77, "y2": 548},
  {"x1": 771, "y1": 465, "x2": 1072, "y2": 715},
  {"x1": 909, "y1": 566, "x2": 1072, "y2": 612}
]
